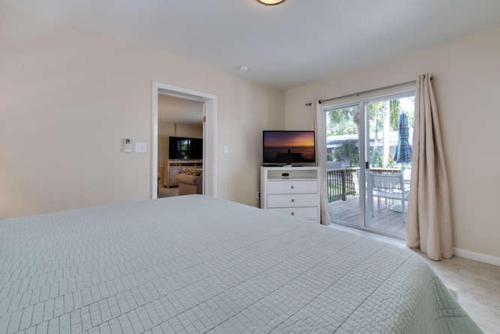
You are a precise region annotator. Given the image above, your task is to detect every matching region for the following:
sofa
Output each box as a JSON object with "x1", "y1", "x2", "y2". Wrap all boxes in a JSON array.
[{"x1": 175, "y1": 173, "x2": 203, "y2": 195}]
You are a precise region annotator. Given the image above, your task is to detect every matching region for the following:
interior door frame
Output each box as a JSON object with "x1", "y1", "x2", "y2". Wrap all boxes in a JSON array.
[{"x1": 151, "y1": 82, "x2": 218, "y2": 199}]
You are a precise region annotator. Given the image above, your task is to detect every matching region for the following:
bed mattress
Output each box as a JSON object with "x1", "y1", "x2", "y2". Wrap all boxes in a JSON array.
[{"x1": 0, "y1": 195, "x2": 481, "y2": 333}]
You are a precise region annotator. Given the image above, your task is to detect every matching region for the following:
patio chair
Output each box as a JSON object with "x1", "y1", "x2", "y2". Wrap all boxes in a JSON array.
[{"x1": 368, "y1": 171, "x2": 409, "y2": 214}]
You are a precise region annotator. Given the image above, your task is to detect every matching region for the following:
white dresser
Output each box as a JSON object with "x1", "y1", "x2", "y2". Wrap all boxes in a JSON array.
[{"x1": 260, "y1": 166, "x2": 320, "y2": 224}]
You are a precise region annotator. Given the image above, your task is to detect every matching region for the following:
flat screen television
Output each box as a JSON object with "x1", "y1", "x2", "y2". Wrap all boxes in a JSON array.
[
  {"x1": 263, "y1": 131, "x2": 316, "y2": 165},
  {"x1": 169, "y1": 137, "x2": 203, "y2": 160}
]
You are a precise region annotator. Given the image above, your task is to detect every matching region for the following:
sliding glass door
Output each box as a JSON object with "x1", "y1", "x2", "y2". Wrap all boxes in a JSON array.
[
  {"x1": 364, "y1": 94, "x2": 415, "y2": 237},
  {"x1": 324, "y1": 104, "x2": 363, "y2": 228},
  {"x1": 324, "y1": 92, "x2": 415, "y2": 239}
]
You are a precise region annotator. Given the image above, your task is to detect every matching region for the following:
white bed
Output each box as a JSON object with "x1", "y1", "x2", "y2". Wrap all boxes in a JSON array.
[{"x1": 0, "y1": 195, "x2": 480, "y2": 333}]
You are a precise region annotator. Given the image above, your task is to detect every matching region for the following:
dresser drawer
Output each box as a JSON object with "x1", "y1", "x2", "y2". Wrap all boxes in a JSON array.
[
  {"x1": 267, "y1": 194, "x2": 318, "y2": 208},
  {"x1": 268, "y1": 207, "x2": 319, "y2": 221},
  {"x1": 267, "y1": 181, "x2": 317, "y2": 194}
]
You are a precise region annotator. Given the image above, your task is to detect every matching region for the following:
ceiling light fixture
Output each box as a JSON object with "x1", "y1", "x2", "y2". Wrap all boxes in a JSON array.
[
  {"x1": 257, "y1": 0, "x2": 286, "y2": 6},
  {"x1": 236, "y1": 65, "x2": 249, "y2": 72}
]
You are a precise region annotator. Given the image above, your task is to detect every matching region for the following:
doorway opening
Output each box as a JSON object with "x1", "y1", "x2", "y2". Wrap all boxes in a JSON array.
[
  {"x1": 151, "y1": 82, "x2": 218, "y2": 200},
  {"x1": 157, "y1": 96, "x2": 204, "y2": 198},
  {"x1": 323, "y1": 91, "x2": 415, "y2": 239}
]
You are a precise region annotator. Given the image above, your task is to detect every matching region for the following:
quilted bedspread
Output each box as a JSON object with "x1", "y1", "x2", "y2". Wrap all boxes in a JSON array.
[{"x1": 0, "y1": 195, "x2": 481, "y2": 333}]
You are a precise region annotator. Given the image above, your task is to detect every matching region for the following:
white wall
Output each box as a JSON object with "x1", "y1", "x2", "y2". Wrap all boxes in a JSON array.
[
  {"x1": 0, "y1": 15, "x2": 284, "y2": 218},
  {"x1": 285, "y1": 27, "x2": 500, "y2": 258}
]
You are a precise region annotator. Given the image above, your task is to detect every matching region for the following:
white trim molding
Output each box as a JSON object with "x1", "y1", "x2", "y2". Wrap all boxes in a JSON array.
[
  {"x1": 151, "y1": 82, "x2": 218, "y2": 200},
  {"x1": 454, "y1": 248, "x2": 500, "y2": 267}
]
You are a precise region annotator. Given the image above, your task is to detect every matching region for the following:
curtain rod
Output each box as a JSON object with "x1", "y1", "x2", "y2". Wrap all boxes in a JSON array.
[{"x1": 316, "y1": 78, "x2": 431, "y2": 105}]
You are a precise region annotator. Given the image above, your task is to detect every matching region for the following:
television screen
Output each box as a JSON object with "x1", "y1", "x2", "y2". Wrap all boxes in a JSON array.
[
  {"x1": 169, "y1": 137, "x2": 203, "y2": 160},
  {"x1": 263, "y1": 131, "x2": 316, "y2": 165}
]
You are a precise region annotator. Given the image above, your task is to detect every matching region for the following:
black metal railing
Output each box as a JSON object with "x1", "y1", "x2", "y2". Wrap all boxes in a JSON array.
[{"x1": 327, "y1": 168, "x2": 358, "y2": 202}]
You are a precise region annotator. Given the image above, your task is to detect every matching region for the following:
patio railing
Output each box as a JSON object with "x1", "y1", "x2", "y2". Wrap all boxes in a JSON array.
[{"x1": 327, "y1": 168, "x2": 359, "y2": 202}]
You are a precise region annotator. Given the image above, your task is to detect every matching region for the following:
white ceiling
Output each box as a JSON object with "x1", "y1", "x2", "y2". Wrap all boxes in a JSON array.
[
  {"x1": 158, "y1": 95, "x2": 204, "y2": 124},
  {"x1": 4, "y1": 0, "x2": 500, "y2": 88}
]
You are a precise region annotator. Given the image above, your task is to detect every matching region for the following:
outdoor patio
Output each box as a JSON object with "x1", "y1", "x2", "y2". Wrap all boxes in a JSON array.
[
  {"x1": 326, "y1": 168, "x2": 408, "y2": 239},
  {"x1": 328, "y1": 197, "x2": 406, "y2": 238}
]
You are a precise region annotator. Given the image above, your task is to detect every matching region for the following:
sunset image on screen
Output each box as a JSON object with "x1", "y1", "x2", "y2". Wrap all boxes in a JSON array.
[{"x1": 263, "y1": 131, "x2": 315, "y2": 163}]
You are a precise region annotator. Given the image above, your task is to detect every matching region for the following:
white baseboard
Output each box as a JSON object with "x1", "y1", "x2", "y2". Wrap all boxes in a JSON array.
[{"x1": 454, "y1": 248, "x2": 500, "y2": 267}]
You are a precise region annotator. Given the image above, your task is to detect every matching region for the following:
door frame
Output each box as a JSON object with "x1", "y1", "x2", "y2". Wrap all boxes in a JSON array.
[
  {"x1": 151, "y1": 82, "x2": 218, "y2": 199},
  {"x1": 322, "y1": 87, "x2": 415, "y2": 239},
  {"x1": 322, "y1": 101, "x2": 366, "y2": 231}
]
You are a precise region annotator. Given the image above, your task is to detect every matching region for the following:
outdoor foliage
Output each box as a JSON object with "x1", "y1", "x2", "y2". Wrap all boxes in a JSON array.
[
  {"x1": 367, "y1": 98, "x2": 414, "y2": 168},
  {"x1": 326, "y1": 96, "x2": 415, "y2": 168},
  {"x1": 326, "y1": 105, "x2": 359, "y2": 136},
  {"x1": 332, "y1": 140, "x2": 359, "y2": 166}
]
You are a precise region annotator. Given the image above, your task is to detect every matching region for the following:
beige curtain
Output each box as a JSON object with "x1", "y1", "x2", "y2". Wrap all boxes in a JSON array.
[
  {"x1": 407, "y1": 74, "x2": 453, "y2": 260},
  {"x1": 314, "y1": 101, "x2": 331, "y2": 225}
]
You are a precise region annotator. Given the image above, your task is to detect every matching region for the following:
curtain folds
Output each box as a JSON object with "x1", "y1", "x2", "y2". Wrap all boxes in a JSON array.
[
  {"x1": 407, "y1": 74, "x2": 453, "y2": 260},
  {"x1": 315, "y1": 101, "x2": 331, "y2": 225}
]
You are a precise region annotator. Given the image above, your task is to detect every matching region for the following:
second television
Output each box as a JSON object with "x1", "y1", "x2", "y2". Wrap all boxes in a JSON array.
[
  {"x1": 169, "y1": 137, "x2": 203, "y2": 160},
  {"x1": 263, "y1": 131, "x2": 316, "y2": 166}
]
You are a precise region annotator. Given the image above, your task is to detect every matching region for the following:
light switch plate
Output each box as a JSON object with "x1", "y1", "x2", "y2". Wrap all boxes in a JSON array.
[{"x1": 135, "y1": 142, "x2": 147, "y2": 153}]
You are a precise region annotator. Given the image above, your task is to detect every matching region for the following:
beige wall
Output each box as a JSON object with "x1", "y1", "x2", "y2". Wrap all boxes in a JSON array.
[
  {"x1": 285, "y1": 27, "x2": 500, "y2": 258},
  {"x1": 0, "y1": 22, "x2": 284, "y2": 218},
  {"x1": 158, "y1": 95, "x2": 205, "y2": 124}
]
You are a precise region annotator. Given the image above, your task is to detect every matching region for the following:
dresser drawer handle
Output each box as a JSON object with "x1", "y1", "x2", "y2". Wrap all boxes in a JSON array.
[
  {"x1": 291, "y1": 199, "x2": 295, "y2": 203},
  {"x1": 290, "y1": 185, "x2": 295, "y2": 189},
  {"x1": 291, "y1": 212, "x2": 295, "y2": 216}
]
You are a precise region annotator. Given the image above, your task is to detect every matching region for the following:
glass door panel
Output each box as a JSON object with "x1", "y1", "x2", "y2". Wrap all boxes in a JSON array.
[
  {"x1": 364, "y1": 95, "x2": 415, "y2": 238},
  {"x1": 324, "y1": 104, "x2": 363, "y2": 228}
]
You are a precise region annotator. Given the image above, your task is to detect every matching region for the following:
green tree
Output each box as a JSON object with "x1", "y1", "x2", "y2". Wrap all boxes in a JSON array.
[
  {"x1": 326, "y1": 106, "x2": 359, "y2": 136},
  {"x1": 390, "y1": 99, "x2": 401, "y2": 130},
  {"x1": 333, "y1": 141, "x2": 359, "y2": 166}
]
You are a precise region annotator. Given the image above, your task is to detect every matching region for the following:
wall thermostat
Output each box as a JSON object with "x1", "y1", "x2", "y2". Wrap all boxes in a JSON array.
[{"x1": 121, "y1": 138, "x2": 134, "y2": 153}]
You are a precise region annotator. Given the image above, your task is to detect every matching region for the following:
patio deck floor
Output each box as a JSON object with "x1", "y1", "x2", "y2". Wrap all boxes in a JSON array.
[{"x1": 328, "y1": 196, "x2": 407, "y2": 238}]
